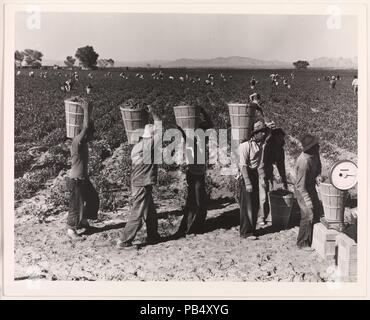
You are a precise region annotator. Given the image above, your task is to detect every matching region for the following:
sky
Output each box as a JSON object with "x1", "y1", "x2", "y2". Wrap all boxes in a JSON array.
[{"x1": 15, "y1": 13, "x2": 358, "y2": 62}]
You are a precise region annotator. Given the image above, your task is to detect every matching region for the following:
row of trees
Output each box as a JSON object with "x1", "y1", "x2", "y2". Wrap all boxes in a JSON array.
[
  {"x1": 15, "y1": 49, "x2": 43, "y2": 68},
  {"x1": 15, "y1": 45, "x2": 114, "y2": 69},
  {"x1": 16, "y1": 46, "x2": 308, "y2": 70}
]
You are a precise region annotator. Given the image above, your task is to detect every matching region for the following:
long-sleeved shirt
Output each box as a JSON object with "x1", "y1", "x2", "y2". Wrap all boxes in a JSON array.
[
  {"x1": 131, "y1": 123, "x2": 161, "y2": 187},
  {"x1": 260, "y1": 132, "x2": 287, "y2": 182},
  {"x1": 70, "y1": 139, "x2": 88, "y2": 179},
  {"x1": 179, "y1": 113, "x2": 213, "y2": 176},
  {"x1": 294, "y1": 152, "x2": 322, "y2": 209},
  {"x1": 239, "y1": 137, "x2": 265, "y2": 185}
]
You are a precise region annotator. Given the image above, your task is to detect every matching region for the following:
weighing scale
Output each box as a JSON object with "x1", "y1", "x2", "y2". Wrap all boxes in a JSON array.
[{"x1": 320, "y1": 160, "x2": 358, "y2": 231}]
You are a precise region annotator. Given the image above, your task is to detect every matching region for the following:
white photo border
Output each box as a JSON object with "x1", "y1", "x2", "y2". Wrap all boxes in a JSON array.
[{"x1": 1, "y1": 0, "x2": 368, "y2": 299}]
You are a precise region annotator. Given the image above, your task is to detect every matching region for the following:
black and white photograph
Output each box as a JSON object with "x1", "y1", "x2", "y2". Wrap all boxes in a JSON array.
[{"x1": 1, "y1": 1, "x2": 368, "y2": 298}]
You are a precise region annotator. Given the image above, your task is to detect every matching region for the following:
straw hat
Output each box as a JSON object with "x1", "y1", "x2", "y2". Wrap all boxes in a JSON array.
[
  {"x1": 251, "y1": 120, "x2": 267, "y2": 135},
  {"x1": 300, "y1": 134, "x2": 319, "y2": 152}
]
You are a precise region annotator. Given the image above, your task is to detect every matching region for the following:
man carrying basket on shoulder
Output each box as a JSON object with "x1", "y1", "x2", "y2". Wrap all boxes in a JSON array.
[
  {"x1": 116, "y1": 106, "x2": 162, "y2": 249},
  {"x1": 176, "y1": 107, "x2": 214, "y2": 237},
  {"x1": 67, "y1": 100, "x2": 99, "y2": 239}
]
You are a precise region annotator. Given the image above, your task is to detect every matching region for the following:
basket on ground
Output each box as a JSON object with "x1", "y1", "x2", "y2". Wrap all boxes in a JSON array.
[
  {"x1": 173, "y1": 105, "x2": 200, "y2": 129},
  {"x1": 319, "y1": 182, "x2": 346, "y2": 223},
  {"x1": 228, "y1": 103, "x2": 256, "y2": 142},
  {"x1": 119, "y1": 107, "x2": 149, "y2": 144},
  {"x1": 268, "y1": 189, "x2": 294, "y2": 229}
]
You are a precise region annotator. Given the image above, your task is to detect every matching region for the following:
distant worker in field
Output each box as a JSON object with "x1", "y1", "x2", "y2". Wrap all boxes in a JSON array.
[
  {"x1": 116, "y1": 106, "x2": 162, "y2": 249},
  {"x1": 176, "y1": 107, "x2": 214, "y2": 237},
  {"x1": 294, "y1": 134, "x2": 322, "y2": 250},
  {"x1": 238, "y1": 120, "x2": 269, "y2": 240},
  {"x1": 67, "y1": 100, "x2": 99, "y2": 239},
  {"x1": 249, "y1": 93, "x2": 265, "y2": 121},
  {"x1": 352, "y1": 75, "x2": 358, "y2": 95},
  {"x1": 257, "y1": 123, "x2": 289, "y2": 225},
  {"x1": 329, "y1": 76, "x2": 337, "y2": 89},
  {"x1": 250, "y1": 76, "x2": 257, "y2": 89},
  {"x1": 61, "y1": 79, "x2": 72, "y2": 92}
]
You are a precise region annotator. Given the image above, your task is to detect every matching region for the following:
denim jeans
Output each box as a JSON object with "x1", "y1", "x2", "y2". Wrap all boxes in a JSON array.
[{"x1": 120, "y1": 185, "x2": 158, "y2": 243}]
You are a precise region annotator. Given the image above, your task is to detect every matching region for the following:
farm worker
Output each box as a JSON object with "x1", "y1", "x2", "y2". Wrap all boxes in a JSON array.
[
  {"x1": 257, "y1": 125, "x2": 289, "y2": 225},
  {"x1": 352, "y1": 75, "x2": 358, "y2": 94},
  {"x1": 329, "y1": 76, "x2": 336, "y2": 89},
  {"x1": 86, "y1": 84, "x2": 92, "y2": 94},
  {"x1": 249, "y1": 93, "x2": 265, "y2": 121},
  {"x1": 62, "y1": 79, "x2": 72, "y2": 92},
  {"x1": 294, "y1": 134, "x2": 322, "y2": 250},
  {"x1": 67, "y1": 100, "x2": 99, "y2": 239},
  {"x1": 117, "y1": 106, "x2": 162, "y2": 249},
  {"x1": 238, "y1": 120, "x2": 268, "y2": 240},
  {"x1": 250, "y1": 76, "x2": 256, "y2": 89},
  {"x1": 176, "y1": 107, "x2": 214, "y2": 237}
]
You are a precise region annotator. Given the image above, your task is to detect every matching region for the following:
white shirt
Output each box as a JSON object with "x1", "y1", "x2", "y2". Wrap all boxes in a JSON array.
[{"x1": 352, "y1": 79, "x2": 358, "y2": 86}]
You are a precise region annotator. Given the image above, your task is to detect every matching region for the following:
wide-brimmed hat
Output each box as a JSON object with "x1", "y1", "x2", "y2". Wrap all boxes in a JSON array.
[
  {"x1": 251, "y1": 120, "x2": 267, "y2": 135},
  {"x1": 141, "y1": 124, "x2": 155, "y2": 138},
  {"x1": 300, "y1": 134, "x2": 319, "y2": 151}
]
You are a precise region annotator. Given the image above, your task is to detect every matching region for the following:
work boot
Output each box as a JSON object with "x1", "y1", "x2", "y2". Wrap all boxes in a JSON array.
[
  {"x1": 298, "y1": 246, "x2": 315, "y2": 252},
  {"x1": 67, "y1": 228, "x2": 82, "y2": 240},
  {"x1": 116, "y1": 239, "x2": 134, "y2": 250},
  {"x1": 145, "y1": 234, "x2": 162, "y2": 245}
]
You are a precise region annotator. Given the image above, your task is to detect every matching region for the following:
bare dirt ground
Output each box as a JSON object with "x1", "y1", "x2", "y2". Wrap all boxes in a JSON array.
[
  {"x1": 14, "y1": 163, "x2": 357, "y2": 283},
  {"x1": 15, "y1": 200, "x2": 336, "y2": 282}
]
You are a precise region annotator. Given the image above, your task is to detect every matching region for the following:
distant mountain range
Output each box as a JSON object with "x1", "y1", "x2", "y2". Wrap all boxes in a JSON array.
[
  {"x1": 43, "y1": 56, "x2": 358, "y2": 69},
  {"x1": 308, "y1": 57, "x2": 358, "y2": 69}
]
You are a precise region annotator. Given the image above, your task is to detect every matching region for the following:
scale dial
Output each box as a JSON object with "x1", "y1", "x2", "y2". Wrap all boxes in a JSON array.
[{"x1": 329, "y1": 160, "x2": 358, "y2": 191}]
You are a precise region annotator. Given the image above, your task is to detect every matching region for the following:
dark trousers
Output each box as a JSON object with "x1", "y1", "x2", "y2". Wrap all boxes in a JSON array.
[
  {"x1": 120, "y1": 185, "x2": 158, "y2": 243},
  {"x1": 295, "y1": 185, "x2": 321, "y2": 247},
  {"x1": 239, "y1": 169, "x2": 259, "y2": 238},
  {"x1": 67, "y1": 178, "x2": 99, "y2": 229},
  {"x1": 258, "y1": 177, "x2": 273, "y2": 221},
  {"x1": 178, "y1": 172, "x2": 207, "y2": 235}
]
